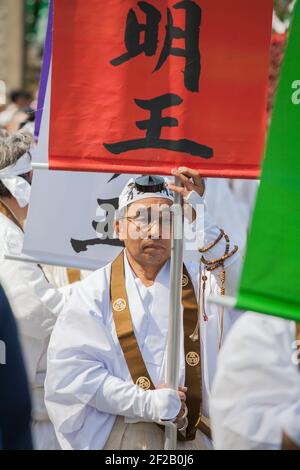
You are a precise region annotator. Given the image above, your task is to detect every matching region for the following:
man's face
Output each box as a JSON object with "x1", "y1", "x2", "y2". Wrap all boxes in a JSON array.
[
  {"x1": 116, "y1": 197, "x2": 173, "y2": 266},
  {"x1": 16, "y1": 97, "x2": 31, "y2": 109}
]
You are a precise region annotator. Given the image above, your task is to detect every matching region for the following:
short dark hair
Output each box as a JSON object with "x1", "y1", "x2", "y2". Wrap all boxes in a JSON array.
[{"x1": 9, "y1": 89, "x2": 32, "y2": 104}]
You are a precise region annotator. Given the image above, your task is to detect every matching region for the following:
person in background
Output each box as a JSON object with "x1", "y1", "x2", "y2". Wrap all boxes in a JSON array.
[
  {"x1": 0, "y1": 130, "x2": 75, "y2": 449},
  {"x1": 0, "y1": 283, "x2": 33, "y2": 450},
  {"x1": 9, "y1": 90, "x2": 33, "y2": 111},
  {"x1": 0, "y1": 90, "x2": 33, "y2": 131},
  {"x1": 210, "y1": 312, "x2": 300, "y2": 450}
]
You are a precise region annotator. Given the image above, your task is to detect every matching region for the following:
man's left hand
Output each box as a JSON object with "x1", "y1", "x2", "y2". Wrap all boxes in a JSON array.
[{"x1": 168, "y1": 167, "x2": 205, "y2": 198}]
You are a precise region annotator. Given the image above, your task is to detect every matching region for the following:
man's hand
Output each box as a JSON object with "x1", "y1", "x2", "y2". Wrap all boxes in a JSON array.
[
  {"x1": 157, "y1": 384, "x2": 188, "y2": 425},
  {"x1": 168, "y1": 167, "x2": 205, "y2": 198}
]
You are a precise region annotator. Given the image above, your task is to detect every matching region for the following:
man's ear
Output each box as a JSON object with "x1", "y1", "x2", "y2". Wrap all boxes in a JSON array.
[
  {"x1": 114, "y1": 219, "x2": 120, "y2": 236},
  {"x1": 114, "y1": 219, "x2": 125, "y2": 241}
]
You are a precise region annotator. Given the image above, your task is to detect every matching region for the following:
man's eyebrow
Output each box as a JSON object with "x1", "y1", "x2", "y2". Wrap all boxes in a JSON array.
[{"x1": 131, "y1": 205, "x2": 172, "y2": 217}]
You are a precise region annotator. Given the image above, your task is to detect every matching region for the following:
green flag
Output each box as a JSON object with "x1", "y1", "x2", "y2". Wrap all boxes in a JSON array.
[{"x1": 236, "y1": 0, "x2": 300, "y2": 322}]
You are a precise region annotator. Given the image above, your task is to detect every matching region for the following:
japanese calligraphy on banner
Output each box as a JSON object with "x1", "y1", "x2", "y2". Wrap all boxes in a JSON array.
[{"x1": 49, "y1": 0, "x2": 273, "y2": 178}]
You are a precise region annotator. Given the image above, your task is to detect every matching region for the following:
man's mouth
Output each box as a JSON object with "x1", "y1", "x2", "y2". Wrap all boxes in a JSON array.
[{"x1": 143, "y1": 242, "x2": 165, "y2": 251}]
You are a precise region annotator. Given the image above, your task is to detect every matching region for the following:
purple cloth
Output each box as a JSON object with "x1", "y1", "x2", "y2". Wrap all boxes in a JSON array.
[{"x1": 34, "y1": 0, "x2": 53, "y2": 140}]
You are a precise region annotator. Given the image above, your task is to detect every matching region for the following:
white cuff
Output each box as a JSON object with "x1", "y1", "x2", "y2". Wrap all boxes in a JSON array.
[
  {"x1": 185, "y1": 190, "x2": 205, "y2": 209},
  {"x1": 147, "y1": 388, "x2": 181, "y2": 422}
]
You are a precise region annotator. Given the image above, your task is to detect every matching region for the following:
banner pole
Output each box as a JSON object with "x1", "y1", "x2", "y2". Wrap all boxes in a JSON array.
[
  {"x1": 32, "y1": 163, "x2": 49, "y2": 170},
  {"x1": 4, "y1": 253, "x2": 96, "y2": 272},
  {"x1": 164, "y1": 176, "x2": 184, "y2": 450}
]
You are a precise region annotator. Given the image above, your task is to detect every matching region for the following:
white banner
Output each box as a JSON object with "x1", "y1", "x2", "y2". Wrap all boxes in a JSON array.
[{"x1": 23, "y1": 170, "x2": 134, "y2": 270}]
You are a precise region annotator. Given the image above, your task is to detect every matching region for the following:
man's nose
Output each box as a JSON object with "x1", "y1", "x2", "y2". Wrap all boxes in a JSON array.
[{"x1": 148, "y1": 220, "x2": 161, "y2": 239}]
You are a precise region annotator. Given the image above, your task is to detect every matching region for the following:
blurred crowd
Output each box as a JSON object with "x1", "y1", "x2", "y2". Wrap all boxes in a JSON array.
[{"x1": 0, "y1": 89, "x2": 37, "y2": 137}]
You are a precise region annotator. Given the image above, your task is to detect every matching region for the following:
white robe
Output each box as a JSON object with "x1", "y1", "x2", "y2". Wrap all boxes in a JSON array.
[
  {"x1": 204, "y1": 178, "x2": 257, "y2": 250},
  {"x1": 0, "y1": 212, "x2": 73, "y2": 449},
  {"x1": 210, "y1": 312, "x2": 300, "y2": 450},
  {"x1": 45, "y1": 192, "x2": 242, "y2": 450}
]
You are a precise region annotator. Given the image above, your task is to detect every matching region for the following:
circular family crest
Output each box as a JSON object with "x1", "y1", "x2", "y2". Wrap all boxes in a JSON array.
[
  {"x1": 182, "y1": 274, "x2": 189, "y2": 287},
  {"x1": 186, "y1": 351, "x2": 200, "y2": 367},
  {"x1": 113, "y1": 298, "x2": 127, "y2": 312},
  {"x1": 136, "y1": 376, "x2": 151, "y2": 390}
]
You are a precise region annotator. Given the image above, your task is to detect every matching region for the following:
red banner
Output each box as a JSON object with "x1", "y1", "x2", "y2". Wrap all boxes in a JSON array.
[{"x1": 49, "y1": 0, "x2": 273, "y2": 178}]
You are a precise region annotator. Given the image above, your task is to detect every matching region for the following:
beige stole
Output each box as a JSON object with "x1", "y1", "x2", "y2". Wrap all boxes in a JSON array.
[{"x1": 0, "y1": 199, "x2": 23, "y2": 231}]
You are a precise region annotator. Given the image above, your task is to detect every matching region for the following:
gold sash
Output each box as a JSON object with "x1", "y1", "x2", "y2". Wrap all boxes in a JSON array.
[
  {"x1": 67, "y1": 268, "x2": 81, "y2": 284},
  {"x1": 110, "y1": 250, "x2": 207, "y2": 441},
  {"x1": 0, "y1": 199, "x2": 23, "y2": 231}
]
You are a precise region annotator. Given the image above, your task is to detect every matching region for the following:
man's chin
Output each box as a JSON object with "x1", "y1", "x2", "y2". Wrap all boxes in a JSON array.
[{"x1": 142, "y1": 246, "x2": 170, "y2": 263}]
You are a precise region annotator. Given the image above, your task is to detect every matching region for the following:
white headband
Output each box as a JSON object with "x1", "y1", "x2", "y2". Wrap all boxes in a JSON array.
[
  {"x1": 118, "y1": 177, "x2": 174, "y2": 212},
  {"x1": 0, "y1": 152, "x2": 32, "y2": 208}
]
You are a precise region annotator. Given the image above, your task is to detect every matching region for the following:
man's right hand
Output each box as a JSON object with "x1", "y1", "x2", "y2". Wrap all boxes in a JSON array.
[{"x1": 156, "y1": 384, "x2": 187, "y2": 424}]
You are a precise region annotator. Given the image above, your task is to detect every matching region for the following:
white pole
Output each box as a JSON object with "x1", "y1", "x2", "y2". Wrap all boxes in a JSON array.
[
  {"x1": 32, "y1": 162, "x2": 49, "y2": 170},
  {"x1": 164, "y1": 176, "x2": 184, "y2": 450},
  {"x1": 4, "y1": 253, "x2": 95, "y2": 272}
]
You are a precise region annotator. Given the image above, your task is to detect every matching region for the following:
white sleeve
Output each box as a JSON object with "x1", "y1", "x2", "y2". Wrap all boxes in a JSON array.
[
  {"x1": 210, "y1": 314, "x2": 300, "y2": 450},
  {"x1": 91, "y1": 371, "x2": 181, "y2": 422},
  {"x1": 186, "y1": 190, "x2": 243, "y2": 296},
  {"x1": 0, "y1": 257, "x2": 68, "y2": 340},
  {"x1": 0, "y1": 222, "x2": 73, "y2": 340}
]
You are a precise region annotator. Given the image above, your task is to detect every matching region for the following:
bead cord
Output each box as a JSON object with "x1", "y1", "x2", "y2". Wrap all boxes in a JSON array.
[
  {"x1": 201, "y1": 245, "x2": 238, "y2": 267},
  {"x1": 198, "y1": 229, "x2": 225, "y2": 253}
]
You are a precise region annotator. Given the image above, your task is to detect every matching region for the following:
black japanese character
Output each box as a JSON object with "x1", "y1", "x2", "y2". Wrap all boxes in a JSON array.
[
  {"x1": 154, "y1": 1, "x2": 201, "y2": 92},
  {"x1": 111, "y1": 2, "x2": 161, "y2": 66},
  {"x1": 70, "y1": 197, "x2": 124, "y2": 253},
  {"x1": 103, "y1": 93, "x2": 213, "y2": 158},
  {"x1": 111, "y1": 1, "x2": 201, "y2": 92}
]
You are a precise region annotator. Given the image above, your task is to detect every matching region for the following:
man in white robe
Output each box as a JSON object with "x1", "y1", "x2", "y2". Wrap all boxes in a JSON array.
[
  {"x1": 0, "y1": 130, "x2": 75, "y2": 449},
  {"x1": 210, "y1": 312, "x2": 300, "y2": 450},
  {"x1": 45, "y1": 167, "x2": 242, "y2": 450}
]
